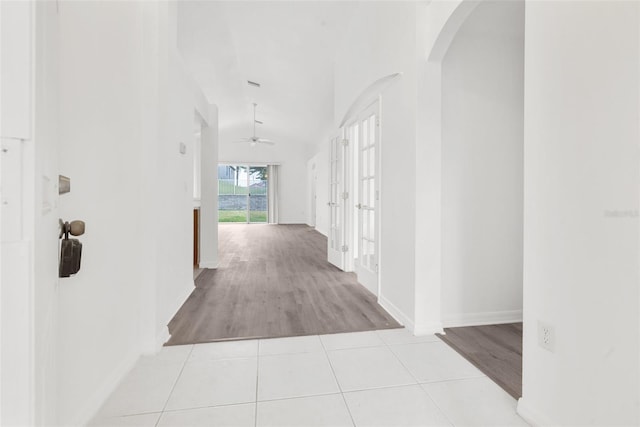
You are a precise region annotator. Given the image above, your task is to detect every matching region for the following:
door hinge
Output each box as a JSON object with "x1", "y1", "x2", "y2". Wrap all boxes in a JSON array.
[
  {"x1": 341, "y1": 245, "x2": 349, "y2": 252},
  {"x1": 341, "y1": 139, "x2": 349, "y2": 146},
  {"x1": 375, "y1": 264, "x2": 379, "y2": 273},
  {"x1": 341, "y1": 192, "x2": 349, "y2": 200},
  {"x1": 376, "y1": 190, "x2": 380, "y2": 201},
  {"x1": 376, "y1": 118, "x2": 380, "y2": 127}
]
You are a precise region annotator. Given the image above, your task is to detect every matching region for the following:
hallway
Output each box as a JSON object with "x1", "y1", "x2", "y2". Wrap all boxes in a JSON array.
[
  {"x1": 167, "y1": 225, "x2": 400, "y2": 345},
  {"x1": 91, "y1": 329, "x2": 527, "y2": 426}
]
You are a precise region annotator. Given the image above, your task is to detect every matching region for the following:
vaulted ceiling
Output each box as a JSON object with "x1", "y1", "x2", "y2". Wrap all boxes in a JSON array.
[{"x1": 177, "y1": 1, "x2": 359, "y2": 147}]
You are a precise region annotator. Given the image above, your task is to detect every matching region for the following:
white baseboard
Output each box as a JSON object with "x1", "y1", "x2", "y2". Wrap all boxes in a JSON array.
[
  {"x1": 73, "y1": 278, "x2": 194, "y2": 425},
  {"x1": 72, "y1": 349, "x2": 139, "y2": 427},
  {"x1": 442, "y1": 309, "x2": 522, "y2": 328},
  {"x1": 199, "y1": 261, "x2": 218, "y2": 269},
  {"x1": 413, "y1": 321, "x2": 444, "y2": 336},
  {"x1": 378, "y1": 294, "x2": 412, "y2": 330},
  {"x1": 159, "y1": 280, "x2": 195, "y2": 348},
  {"x1": 517, "y1": 397, "x2": 552, "y2": 427},
  {"x1": 156, "y1": 327, "x2": 171, "y2": 349},
  {"x1": 312, "y1": 226, "x2": 328, "y2": 237}
]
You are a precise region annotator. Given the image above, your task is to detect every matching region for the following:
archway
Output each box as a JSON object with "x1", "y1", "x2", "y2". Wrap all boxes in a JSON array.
[{"x1": 415, "y1": 0, "x2": 525, "y2": 399}]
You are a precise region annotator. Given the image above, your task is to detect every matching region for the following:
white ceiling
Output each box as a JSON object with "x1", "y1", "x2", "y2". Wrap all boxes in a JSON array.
[{"x1": 177, "y1": 1, "x2": 360, "y2": 146}]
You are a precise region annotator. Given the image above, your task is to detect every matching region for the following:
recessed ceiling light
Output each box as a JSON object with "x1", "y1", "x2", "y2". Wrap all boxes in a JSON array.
[{"x1": 247, "y1": 80, "x2": 261, "y2": 88}]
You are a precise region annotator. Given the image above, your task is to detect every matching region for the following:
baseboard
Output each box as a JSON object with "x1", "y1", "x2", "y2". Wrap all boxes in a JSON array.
[
  {"x1": 313, "y1": 225, "x2": 328, "y2": 237},
  {"x1": 156, "y1": 326, "x2": 171, "y2": 349},
  {"x1": 199, "y1": 261, "x2": 218, "y2": 269},
  {"x1": 378, "y1": 294, "x2": 413, "y2": 330},
  {"x1": 413, "y1": 321, "x2": 444, "y2": 336},
  {"x1": 71, "y1": 349, "x2": 139, "y2": 427},
  {"x1": 442, "y1": 309, "x2": 522, "y2": 328},
  {"x1": 517, "y1": 397, "x2": 552, "y2": 427},
  {"x1": 157, "y1": 280, "x2": 194, "y2": 349}
]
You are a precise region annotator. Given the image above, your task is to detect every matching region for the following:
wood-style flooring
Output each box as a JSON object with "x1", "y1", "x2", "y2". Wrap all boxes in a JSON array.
[
  {"x1": 166, "y1": 224, "x2": 401, "y2": 345},
  {"x1": 437, "y1": 323, "x2": 522, "y2": 399}
]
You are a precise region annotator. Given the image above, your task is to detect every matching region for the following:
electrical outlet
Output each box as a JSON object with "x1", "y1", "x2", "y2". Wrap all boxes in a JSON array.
[{"x1": 538, "y1": 321, "x2": 555, "y2": 352}]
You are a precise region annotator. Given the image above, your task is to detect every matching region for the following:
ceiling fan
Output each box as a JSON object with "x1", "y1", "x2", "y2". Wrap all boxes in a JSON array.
[{"x1": 234, "y1": 103, "x2": 275, "y2": 146}]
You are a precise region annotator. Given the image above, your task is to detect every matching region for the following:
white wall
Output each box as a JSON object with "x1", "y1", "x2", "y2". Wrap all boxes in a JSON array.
[
  {"x1": 153, "y1": 3, "x2": 198, "y2": 345},
  {"x1": 55, "y1": 2, "x2": 213, "y2": 424},
  {"x1": 57, "y1": 4, "x2": 148, "y2": 422},
  {"x1": 333, "y1": 1, "x2": 419, "y2": 327},
  {"x1": 519, "y1": 2, "x2": 639, "y2": 425},
  {"x1": 199, "y1": 107, "x2": 219, "y2": 269},
  {"x1": 218, "y1": 139, "x2": 307, "y2": 224},
  {"x1": 440, "y1": 0, "x2": 524, "y2": 326}
]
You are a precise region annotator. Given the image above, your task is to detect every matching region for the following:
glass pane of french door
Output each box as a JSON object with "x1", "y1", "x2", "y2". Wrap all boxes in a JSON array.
[
  {"x1": 359, "y1": 113, "x2": 376, "y2": 272},
  {"x1": 353, "y1": 104, "x2": 379, "y2": 300}
]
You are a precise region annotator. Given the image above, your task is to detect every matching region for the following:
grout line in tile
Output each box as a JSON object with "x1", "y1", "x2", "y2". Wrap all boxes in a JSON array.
[
  {"x1": 376, "y1": 330, "x2": 456, "y2": 426},
  {"x1": 156, "y1": 344, "x2": 195, "y2": 427},
  {"x1": 323, "y1": 343, "x2": 388, "y2": 353},
  {"x1": 386, "y1": 340, "x2": 445, "y2": 351},
  {"x1": 319, "y1": 335, "x2": 356, "y2": 427},
  {"x1": 375, "y1": 333, "x2": 419, "y2": 386},
  {"x1": 340, "y1": 381, "x2": 423, "y2": 395},
  {"x1": 384, "y1": 330, "x2": 495, "y2": 426},
  {"x1": 188, "y1": 354, "x2": 259, "y2": 363},
  {"x1": 384, "y1": 335, "x2": 485, "y2": 384},
  {"x1": 419, "y1": 382, "x2": 456, "y2": 427},
  {"x1": 159, "y1": 401, "x2": 256, "y2": 414},
  {"x1": 420, "y1": 375, "x2": 489, "y2": 386},
  {"x1": 257, "y1": 390, "x2": 344, "y2": 404},
  {"x1": 258, "y1": 349, "x2": 325, "y2": 358},
  {"x1": 98, "y1": 410, "x2": 163, "y2": 421}
]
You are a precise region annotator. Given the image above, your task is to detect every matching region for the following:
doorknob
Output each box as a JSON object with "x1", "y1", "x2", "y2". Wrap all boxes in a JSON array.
[
  {"x1": 59, "y1": 218, "x2": 85, "y2": 238},
  {"x1": 355, "y1": 203, "x2": 362, "y2": 209}
]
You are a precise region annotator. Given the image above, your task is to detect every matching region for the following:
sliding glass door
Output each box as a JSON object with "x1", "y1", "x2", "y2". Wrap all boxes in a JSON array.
[
  {"x1": 248, "y1": 166, "x2": 267, "y2": 222},
  {"x1": 218, "y1": 164, "x2": 268, "y2": 223}
]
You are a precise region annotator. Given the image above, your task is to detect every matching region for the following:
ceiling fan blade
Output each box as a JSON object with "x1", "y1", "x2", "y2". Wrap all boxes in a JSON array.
[{"x1": 258, "y1": 140, "x2": 275, "y2": 145}]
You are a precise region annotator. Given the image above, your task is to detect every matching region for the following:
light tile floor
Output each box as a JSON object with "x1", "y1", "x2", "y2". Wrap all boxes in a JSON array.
[{"x1": 90, "y1": 329, "x2": 529, "y2": 427}]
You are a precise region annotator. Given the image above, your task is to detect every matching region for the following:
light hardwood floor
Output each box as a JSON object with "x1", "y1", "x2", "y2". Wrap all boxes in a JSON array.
[{"x1": 166, "y1": 224, "x2": 401, "y2": 345}]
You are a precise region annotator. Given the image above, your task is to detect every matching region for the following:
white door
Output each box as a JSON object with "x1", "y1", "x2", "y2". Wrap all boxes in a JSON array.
[
  {"x1": 327, "y1": 134, "x2": 347, "y2": 269},
  {"x1": 354, "y1": 102, "x2": 379, "y2": 295}
]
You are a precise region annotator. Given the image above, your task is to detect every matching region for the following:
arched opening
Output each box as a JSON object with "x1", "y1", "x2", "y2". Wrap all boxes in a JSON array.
[{"x1": 420, "y1": 0, "x2": 525, "y2": 399}]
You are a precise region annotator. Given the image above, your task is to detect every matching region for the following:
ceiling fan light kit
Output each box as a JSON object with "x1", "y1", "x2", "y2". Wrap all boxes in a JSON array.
[{"x1": 234, "y1": 103, "x2": 275, "y2": 146}]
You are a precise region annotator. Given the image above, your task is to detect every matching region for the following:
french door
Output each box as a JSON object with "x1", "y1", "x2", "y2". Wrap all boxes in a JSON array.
[
  {"x1": 327, "y1": 134, "x2": 347, "y2": 269},
  {"x1": 353, "y1": 102, "x2": 379, "y2": 295},
  {"x1": 327, "y1": 100, "x2": 380, "y2": 296}
]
